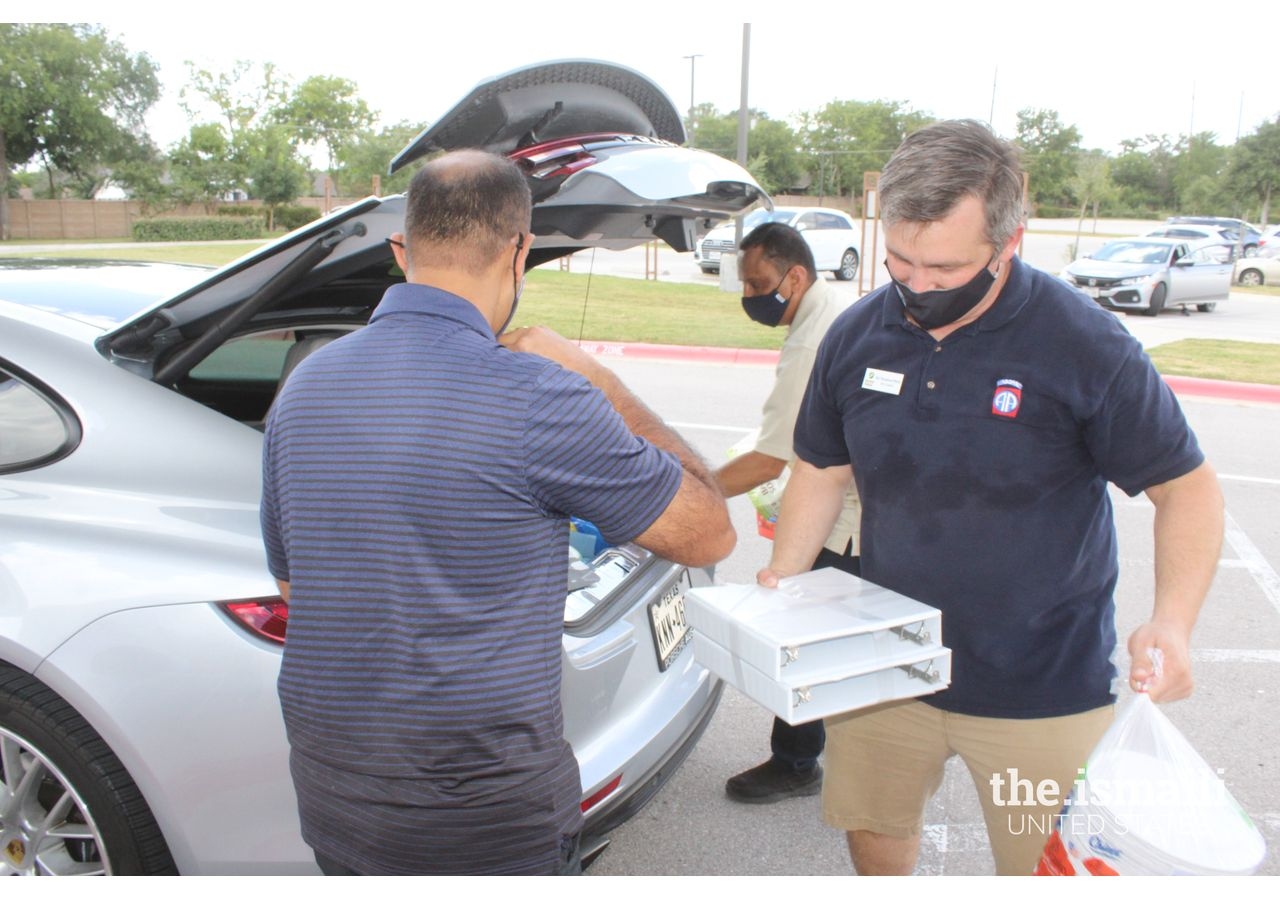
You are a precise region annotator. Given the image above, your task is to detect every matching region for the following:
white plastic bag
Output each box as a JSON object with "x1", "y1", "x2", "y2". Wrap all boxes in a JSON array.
[{"x1": 1036, "y1": 691, "x2": 1266, "y2": 875}]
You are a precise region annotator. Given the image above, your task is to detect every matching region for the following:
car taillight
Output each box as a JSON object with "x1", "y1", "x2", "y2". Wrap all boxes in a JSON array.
[
  {"x1": 221, "y1": 597, "x2": 289, "y2": 644},
  {"x1": 581, "y1": 774, "x2": 622, "y2": 813}
]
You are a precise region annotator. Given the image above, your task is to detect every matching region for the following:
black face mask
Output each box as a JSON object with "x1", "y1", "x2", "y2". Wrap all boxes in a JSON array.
[
  {"x1": 741, "y1": 274, "x2": 791, "y2": 328},
  {"x1": 890, "y1": 255, "x2": 999, "y2": 330}
]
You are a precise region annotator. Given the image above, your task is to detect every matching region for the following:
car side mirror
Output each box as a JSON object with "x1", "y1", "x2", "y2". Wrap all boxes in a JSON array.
[{"x1": 1174, "y1": 258, "x2": 1195, "y2": 267}]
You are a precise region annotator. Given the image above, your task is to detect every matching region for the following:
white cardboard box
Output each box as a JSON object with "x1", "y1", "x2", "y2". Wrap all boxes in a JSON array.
[{"x1": 684, "y1": 568, "x2": 951, "y2": 724}]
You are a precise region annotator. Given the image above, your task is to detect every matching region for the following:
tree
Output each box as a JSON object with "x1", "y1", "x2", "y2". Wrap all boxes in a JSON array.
[
  {"x1": 1227, "y1": 117, "x2": 1280, "y2": 225},
  {"x1": 273, "y1": 76, "x2": 376, "y2": 177},
  {"x1": 798, "y1": 100, "x2": 932, "y2": 201},
  {"x1": 688, "y1": 103, "x2": 737, "y2": 157},
  {"x1": 0, "y1": 23, "x2": 159, "y2": 238},
  {"x1": 1171, "y1": 131, "x2": 1229, "y2": 212},
  {"x1": 1015, "y1": 108, "x2": 1082, "y2": 212},
  {"x1": 174, "y1": 60, "x2": 312, "y2": 216},
  {"x1": 333, "y1": 120, "x2": 429, "y2": 197},
  {"x1": 246, "y1": 124, "x2": 309, "y2": 228},
  {"x1": 1110, "y1": 135, "x2": 1177, "y2": 214},
  {"x1": 685, "y1": 106, "x2": 803, "y2": 194},
  {"x1": 1068, "y1": 151, "x2": 1116, "y2": 258},
  {"x1": 179, "y1": 59, "x2": 288, "y2": 142},
  {"x1": 168, "y1": 123, "x2": 244, "y2": 210}
]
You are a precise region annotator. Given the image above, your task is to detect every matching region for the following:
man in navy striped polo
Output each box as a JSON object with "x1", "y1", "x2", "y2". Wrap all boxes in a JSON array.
[{"x1": 260, "y1": 149, "x2": 734, "y2": 875}]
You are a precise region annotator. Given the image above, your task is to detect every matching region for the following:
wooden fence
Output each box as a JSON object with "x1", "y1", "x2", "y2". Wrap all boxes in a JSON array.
[
  {"x1": 3, "y1": 193, "x2": 856, "y2": 242},
  {"x1": 2, "y1": 196, "x2": 364, "y2": 241}
]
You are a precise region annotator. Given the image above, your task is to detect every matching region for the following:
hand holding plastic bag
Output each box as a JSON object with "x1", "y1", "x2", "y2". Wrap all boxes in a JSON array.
[{"x1": 1035, "y1": 679, "x2": 1266, "y2": 875}]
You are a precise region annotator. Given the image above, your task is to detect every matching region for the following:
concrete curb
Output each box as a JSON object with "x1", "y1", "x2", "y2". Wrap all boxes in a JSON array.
[
  {"x1": 579, "y1": 341, "x2": 1280, "y2": 405},
  {"x1": 1162, "y1": 375, "x2": 1280, "y2": 404}
]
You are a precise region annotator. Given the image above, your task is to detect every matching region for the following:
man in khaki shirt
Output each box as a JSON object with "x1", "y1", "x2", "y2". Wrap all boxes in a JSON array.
[{"x1": 716, "y1": 222, "x2": 862, "y2": 803}]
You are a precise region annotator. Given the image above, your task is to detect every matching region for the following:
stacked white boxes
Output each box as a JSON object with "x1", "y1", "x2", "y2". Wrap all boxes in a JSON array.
[{"x1": 684, "y1": 568, "x2": 951, "y2": 724}]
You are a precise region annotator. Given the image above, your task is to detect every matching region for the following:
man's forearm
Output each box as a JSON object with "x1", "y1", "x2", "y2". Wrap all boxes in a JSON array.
[
  {"x1": 769, "y1": 459, "x2": 852, "y2": 576},
  {"x1": 1149, "y1": 461, "x2": 1223, "y2": 632},
  {"x1": 1129, "y1": 461, "x2": 1224, "y2": 701},
  {"x1": 499, "y1": 326, "x2": 723, "y2": 494},
  {"x1": 591, "y1": 364, "x2": 721, "y2": 493},
  {"x1": 715, "y1": 450, "x2": 788, "y2": 498}
]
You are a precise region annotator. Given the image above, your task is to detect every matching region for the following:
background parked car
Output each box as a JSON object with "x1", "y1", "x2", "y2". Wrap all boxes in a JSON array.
[
  {"x1": 0, "y1": 60, "x2": 767, "y2": 876},
  {"x1": 1235, "y1": 254, "x2": 1280, "y2": 286},
  {"x1": 1164, "y1": 216, "x2": 1261, "y2": 256},
  {"x1": 694, "y1": 206, "x2": 861, "y2": 280},
  {"x1": 1061, "y1": 237, "x2": 1232, "y2": 315},
  {"x1": 1143, "y1": 222, "x2": 1243, "y2": 255},
  {"x1": 1257, "y1": 224, "x2": 1280, "y2": 257}
]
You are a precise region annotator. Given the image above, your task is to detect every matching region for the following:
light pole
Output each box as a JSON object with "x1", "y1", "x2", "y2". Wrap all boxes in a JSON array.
[{"x1": 683, "y1": 53, "x2": 703, "y2": 147}]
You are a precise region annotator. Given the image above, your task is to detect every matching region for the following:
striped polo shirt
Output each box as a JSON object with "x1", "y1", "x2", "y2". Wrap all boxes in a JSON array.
[{"x1": 260, "y1": 283, "x2": 683, "y2": 874}]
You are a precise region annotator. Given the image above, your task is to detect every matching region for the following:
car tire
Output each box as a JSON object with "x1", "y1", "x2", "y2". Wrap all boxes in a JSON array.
[
  {"x1": 1143, "y1": 283, "x2": 1167, "y2": 317},
  {"x1": 0, "y1": 665, "x2": 177, "y2": 875},
  {"x1": 1244, "y1": 245, "x2": 1259, "y2": 258},
  {"x1": 1196, "y1": 302, "x2": 1217, "y2": 312},
  {"x1": 834, "y1": 249, "x2": 859, "y2": 281},
  {"x1": 1238, "y1": 268, "x2": 1264, "y2": 287}
]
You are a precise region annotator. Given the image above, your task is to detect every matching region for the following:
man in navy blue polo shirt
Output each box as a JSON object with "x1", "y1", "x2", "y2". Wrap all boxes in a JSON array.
[
  {"x1": 760, "y1": 120, "x2": 1224, "y2": 875},
  {"x1": 260, "y1": 150, "x2": 734, "y2": 875}
]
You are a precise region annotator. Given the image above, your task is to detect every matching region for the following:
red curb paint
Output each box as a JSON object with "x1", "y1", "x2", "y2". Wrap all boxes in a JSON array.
[
  {"x1": 579, "y1": 343, "x2": 1279, "y2": 405},
  {"x1": 577, "y1": 341, "x2": 780, "y2": 366},
  {"x1": 1163, "y1": 375, "x2": 1280, "y2": 405}
]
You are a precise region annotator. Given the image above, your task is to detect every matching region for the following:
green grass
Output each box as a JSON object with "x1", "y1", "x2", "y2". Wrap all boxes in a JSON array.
[
  {"x1": 1, "y1": 241, "x2": 268, "y2": 267},
  {"x1": 513, "y1": 270, "x2": 784, "y2": 349},
  {"x1": 1145, "y1": 340, "x2": 1280, "y2": 385}
]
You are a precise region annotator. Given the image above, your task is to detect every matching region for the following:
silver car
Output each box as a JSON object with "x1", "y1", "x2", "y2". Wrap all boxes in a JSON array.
[
  {"x1": 0, "y1": 60, "x2": 766, "y2": 875},
  {"x1": 1060, "y1": 237, "x2": 1232, "y2": 315}
]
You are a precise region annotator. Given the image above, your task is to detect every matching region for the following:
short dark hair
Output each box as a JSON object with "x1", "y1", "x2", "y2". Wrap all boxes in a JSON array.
[
  {"x1": 739, "y1": 221, "x2": 817, "y2": 281},
  {"x1": 879, "y1": 120, "x2": 1025, "y2": 249},
  {"x1": 403, "y1": 150, "x2": 532, "y2": 276}
]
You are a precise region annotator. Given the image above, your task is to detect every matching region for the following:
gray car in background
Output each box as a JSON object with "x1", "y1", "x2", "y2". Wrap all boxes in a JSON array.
[
  {"x1": 0, "y1": 60, "x2": 767, "y2": 875},
  {"x1": 1061, "y1": 237, "x2": 1233, "y2": 315}
]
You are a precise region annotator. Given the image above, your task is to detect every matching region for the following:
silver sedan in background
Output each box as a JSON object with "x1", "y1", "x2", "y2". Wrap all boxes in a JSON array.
[{"x1": 1061, "y1": 237, "x2": 1233, "y2": 315}]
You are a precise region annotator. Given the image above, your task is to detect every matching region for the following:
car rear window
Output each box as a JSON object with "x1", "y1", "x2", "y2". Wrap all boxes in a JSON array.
[{"x1": 0, "y1": 366, "x2": 80, "y2": 473}]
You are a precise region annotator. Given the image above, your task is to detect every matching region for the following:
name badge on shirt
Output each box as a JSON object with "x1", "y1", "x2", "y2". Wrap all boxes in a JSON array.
[{"x1": 862, "y1": 367, "x2": 905, "y2": 396}]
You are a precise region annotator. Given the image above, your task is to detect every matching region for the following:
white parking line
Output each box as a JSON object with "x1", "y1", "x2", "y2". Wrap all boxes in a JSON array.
[
  {"x1": 1223, "y1": 510, "x2": 1280, "y2": 616},
  {"x1": 1192, "y1": 649, "x2": 1280, "y2": 663},
  {"x1": 1219, "y1": 474, "x2": 1280, "y2": 486},
  {"x1": 667, "y1": 421, "x2": 753, "y2": 435}
]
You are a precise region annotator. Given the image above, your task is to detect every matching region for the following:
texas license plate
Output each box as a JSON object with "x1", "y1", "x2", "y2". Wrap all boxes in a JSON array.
[{"x1": 648, "y1": 585, "x2": 691, "y2": 671}]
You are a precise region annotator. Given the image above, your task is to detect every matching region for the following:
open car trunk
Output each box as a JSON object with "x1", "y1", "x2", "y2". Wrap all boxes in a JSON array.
[{"x1": 101, "y1": 59, "x2": 767, "y2": 401}]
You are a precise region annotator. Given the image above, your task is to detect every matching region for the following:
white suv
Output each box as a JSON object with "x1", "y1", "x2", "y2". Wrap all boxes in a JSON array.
[{"x1": 695, "y1": 206, "x2": 861, "y2": 280}]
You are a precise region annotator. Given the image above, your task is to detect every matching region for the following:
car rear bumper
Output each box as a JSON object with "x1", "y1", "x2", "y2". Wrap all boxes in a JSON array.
[{"x1": 580, "y1": 678, "x2": 722, "y2": 864}]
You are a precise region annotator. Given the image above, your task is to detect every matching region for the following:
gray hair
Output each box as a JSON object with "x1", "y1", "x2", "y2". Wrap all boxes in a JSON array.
[{"x1": 878, "y1": 120, "x2": 1025, "y2": 250}]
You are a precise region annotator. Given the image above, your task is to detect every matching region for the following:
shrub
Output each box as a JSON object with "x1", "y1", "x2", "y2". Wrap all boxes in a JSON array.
[
  {"x1": 274, "y1": 204, "x2": 322, "y2": 231},
  {"x1": 132, "y1": 216, "x2": 265, "y2": 242},
  {"x1": 215, "y1": 204, "x2": 262, "y2": 217}
]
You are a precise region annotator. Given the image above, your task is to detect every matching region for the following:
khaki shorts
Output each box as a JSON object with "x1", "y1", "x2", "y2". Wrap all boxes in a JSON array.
[{"x1": 823, "y1": 699, "x2": 1114, "y2": 875}]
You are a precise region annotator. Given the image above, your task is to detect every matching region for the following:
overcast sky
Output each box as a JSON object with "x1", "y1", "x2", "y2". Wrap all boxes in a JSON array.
[{"x1": 32, "y1": 1, "x2": 1280, "y2": 159}]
